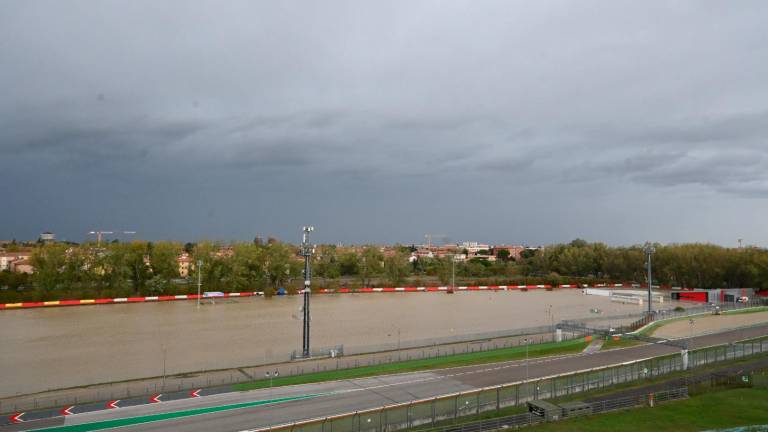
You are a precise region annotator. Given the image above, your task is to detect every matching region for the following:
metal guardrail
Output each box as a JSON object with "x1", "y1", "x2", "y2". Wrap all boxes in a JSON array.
[
  {"x1": 291, "y1": 345, "x2": 345, "y2": 361},
  {"x1": 249, "y1": 339, "x2": 768, "y2": 432},
  {"x1": 417, "y1": 387, "x2": 688, "y2": 432},
  {"x1": 560, "y1": 299, "x2": 767, "y2": 337}
]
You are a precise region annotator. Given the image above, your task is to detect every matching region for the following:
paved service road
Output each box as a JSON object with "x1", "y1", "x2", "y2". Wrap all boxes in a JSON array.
[{"x1": 9, "y1": 324, "x2": 768, "y2": 432}]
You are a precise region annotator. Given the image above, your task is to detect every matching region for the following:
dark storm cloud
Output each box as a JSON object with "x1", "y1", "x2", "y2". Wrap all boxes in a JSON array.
[
  {"x1": 562, "y1": 110, "x2": 768, "y2": 197},
  {"x1": 1, "y1": 0, "x2": 768, "y2": 245}
]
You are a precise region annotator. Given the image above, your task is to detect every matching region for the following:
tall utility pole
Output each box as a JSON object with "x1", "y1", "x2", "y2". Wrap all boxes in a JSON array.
[
  {"x1": 643, "y1": 242, "x2": 656, "y2": 315},
  {"x1": 196, "y1": 260, "x2": 203, "y2": 309},
  {"x1": 451, "y1": 254, "x2": 456, "y2": 290},
  {"x1": 301, "y1": 226, "x2": 314, "y2": 358}
]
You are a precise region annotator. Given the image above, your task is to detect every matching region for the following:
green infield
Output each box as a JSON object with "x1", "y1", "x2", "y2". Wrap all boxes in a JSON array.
[
  {"x1": 234, "y1": 338, "x2": 589, "y2": 391},
  {"x1": 527, "y1": 387, "x2": 768, "y2": 432}
]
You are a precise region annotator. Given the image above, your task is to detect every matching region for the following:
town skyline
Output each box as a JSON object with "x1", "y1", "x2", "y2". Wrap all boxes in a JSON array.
[{"x1": 0, "y1": 230, "x2": 759, "y2": 250}]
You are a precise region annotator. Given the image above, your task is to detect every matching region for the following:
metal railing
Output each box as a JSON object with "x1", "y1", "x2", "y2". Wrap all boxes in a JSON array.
[
  {"x1": 291, "y1": 345, "x2": 345, "y2": 361},
  {"x1": 255, "y1": 339, "x2": 768, "y2": 432},
  {"x1": 418, "y1": 387, "x2": 688, "y2": 432},
  {"x1": 561, "y1": 299, "x2": 766, "y2": 335}
]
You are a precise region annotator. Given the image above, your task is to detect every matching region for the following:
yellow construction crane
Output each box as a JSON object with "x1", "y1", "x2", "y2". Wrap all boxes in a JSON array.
[
  {"x1": 424, "y1": 234, "x2": 448, "y2": 248},
  {"x1": 88, "y1": 230, "x2": 136, "y2": 246}
]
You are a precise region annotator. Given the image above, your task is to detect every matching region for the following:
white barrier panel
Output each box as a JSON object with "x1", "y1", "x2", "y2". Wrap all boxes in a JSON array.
[
  {"x1": 584, "y1": 288, "x2": 612, "y2": 297},
  {"x1": 611, "y1": 295, "x2": 643, "y2": 305}
]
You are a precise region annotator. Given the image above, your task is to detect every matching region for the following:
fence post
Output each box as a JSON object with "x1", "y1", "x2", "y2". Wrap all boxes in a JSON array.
[
  {"x1": 431, "y1": 399, "x2": 436, "y2": 426},
  {"x1": 381, "y1": 408, "x2": 386, "y2": 432},
  {"x1": 454, "y1": 396, "x2": 458, "y2": 420},
  {"x1": 407, "y1": 403, "x2": 413, "y2": 429}
]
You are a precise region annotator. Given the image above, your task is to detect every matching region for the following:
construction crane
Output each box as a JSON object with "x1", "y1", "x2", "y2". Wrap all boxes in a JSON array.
[
  {"x1": 88, "y1": 230, "x2": 136, "y2": 246},
  {"x1": 424, "y1": 234, "x2": 448, "y2": 249}
]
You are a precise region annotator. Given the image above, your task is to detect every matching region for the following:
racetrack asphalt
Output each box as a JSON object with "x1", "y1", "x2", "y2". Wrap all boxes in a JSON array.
[{"x1": 6, "y1": 324, "x2": 768, "y2": 432}]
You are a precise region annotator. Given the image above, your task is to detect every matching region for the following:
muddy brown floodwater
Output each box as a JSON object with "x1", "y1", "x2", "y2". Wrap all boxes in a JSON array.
[
  {"x1": 0, "y1": 290, "x2": 679, "y2": 397},
  {"x1": 652, "y1": 311, "x2": 768, "y2": 339}
]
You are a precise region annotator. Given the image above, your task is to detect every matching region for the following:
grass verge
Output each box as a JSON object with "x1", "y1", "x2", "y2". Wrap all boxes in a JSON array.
[
  {"x1": 413, "y1": 353, "x2": 768, "y2": 432},
  {"x1": 233, "y1": 339, "x2": 589, "y2": 391},
  {"x1": 527, "y1": 387, "x2": 768, "y2": 432}
]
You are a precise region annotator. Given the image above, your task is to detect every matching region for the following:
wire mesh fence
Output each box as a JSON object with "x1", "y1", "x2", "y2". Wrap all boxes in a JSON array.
[
  {"x1": 261, "y1": 339, "x2": 767, "y2": 432},
  {"x1": 3, "y1": 302, "x2": 764, "y2": 414},
  {"x1": 1, "y1": 326, "x2": 583, "y2": 414}
]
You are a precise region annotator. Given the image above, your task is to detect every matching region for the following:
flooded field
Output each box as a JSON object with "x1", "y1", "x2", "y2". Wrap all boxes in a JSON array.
[
  {"x1": 0, "y1": 290, "x2": 681, "y2": 397},
  {"x1": 652, "y1": 311, "x2": 768, "y2": 339}
]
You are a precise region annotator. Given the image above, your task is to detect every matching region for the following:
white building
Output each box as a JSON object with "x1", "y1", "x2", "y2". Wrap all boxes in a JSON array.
[
  {"x1": 459, "y1": 241, "x2": 491, "y2": 254},
  {"x1": 0, "y1": 252, "x2": 33, "y2": 271}
]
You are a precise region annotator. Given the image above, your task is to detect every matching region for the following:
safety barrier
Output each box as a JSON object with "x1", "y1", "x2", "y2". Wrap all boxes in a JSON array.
[
  {"x1": 244, "y1": 339, "x2": 768, "y2": 432},
  {"x1": 416, "y1": 387, "x2": 688, "y2": 432},
  {"x1": 0, "y1": 283, "x2": 609, "y2": 311}
]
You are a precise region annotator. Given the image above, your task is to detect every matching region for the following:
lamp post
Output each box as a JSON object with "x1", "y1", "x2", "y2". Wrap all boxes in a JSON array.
[
  {"x1": 265, "y1": 370, "x2": 279, "y2": 394},
  {"x1": 523, "y1": 338, "x2": 530, "y2": 381},
  {"x1": 548, "y1": 304, "x2": 553, "y2": 330},
  {"x1": 301, "y1": 227, "x2": 315, "y2": 358},
  {"x1": 390, "y1": 325, "x2": 402, "y2": 360},
  {"x1": 689, "y1": 318, "x2": 695, "y2": 347},
  {"x1": 643, "y1": 243, "x2": 656, "y2": 315},
  {"x1": 452, "y1": 255, "x2": 456, "y2": 290},
  {"x1": 196, "y1": 260, "x2": 203, "y2": 309}
]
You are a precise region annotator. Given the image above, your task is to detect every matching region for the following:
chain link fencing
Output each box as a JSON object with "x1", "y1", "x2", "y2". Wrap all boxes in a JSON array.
[{"x1": 256, "y1": 339, "x2": 768, "y2": 432}]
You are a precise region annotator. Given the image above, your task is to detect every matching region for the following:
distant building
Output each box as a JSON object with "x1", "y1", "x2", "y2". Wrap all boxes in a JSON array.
[
  {"x1": 0, "y1": 251, "x2": 33, "y2": 271},
  {"x1": 39, "y1": 232, "x2": 56, "y2": 243},
  {"x1": 460, "y1": 242, "x2": 490, "y2": 254},
  {"x1": 10, "y1": 258, "x2": 34, "y2": 274},
  {"x1": 216, "y1": 247, "x2": 235, "y2": 258},
  {"x1": 176, "y1": 253, "x2": 194, "y2": 278},
  {"x1": 381, "y1": 247, "x2": 399, "y2": 258},
  {"x1": 492, "y1": 245, "x2": 526, "y2": 261}
]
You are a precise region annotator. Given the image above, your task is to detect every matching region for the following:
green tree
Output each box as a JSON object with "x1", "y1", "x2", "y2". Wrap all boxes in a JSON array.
[
  {"x1": 359, "y1": 246, "x2": 384, "y2": 287},
  {"x1": 151, "y1": 242, "x2": 181, "y2": 280},
  {"x1": 338, "y1": 251, "x2": 359, "y2": 276},
  {"x1": 30, "y1": 244, "x2": 68, "y2": 291},
  {"x1": 314, "y1": 245, "x2": 341, "y2": 283},
  {"x1": 384, "y1": 252, "x2": 411, "y2": 286}
]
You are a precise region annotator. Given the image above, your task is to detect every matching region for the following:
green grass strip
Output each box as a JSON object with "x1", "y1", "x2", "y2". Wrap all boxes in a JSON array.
[
  {"x1": 33, "y1": 394, "x2": 323, "y2": 432},
  {"x1": 234, "y1": 339, "x2": 589, "y2": 391},
  {"x1": 527, "y1": 387, "x2": 768, "y2": 432}
]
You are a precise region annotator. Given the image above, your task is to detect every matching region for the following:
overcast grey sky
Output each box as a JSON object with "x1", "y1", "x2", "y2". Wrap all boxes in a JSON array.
[{"x1": 1, "y1": 1, "x2": 767, "y2": 246}]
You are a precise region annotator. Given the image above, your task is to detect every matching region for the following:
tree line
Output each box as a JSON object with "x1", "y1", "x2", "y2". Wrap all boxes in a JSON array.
[{"x1": 1, "y1": 239, "x2": 766, "y2": 302}]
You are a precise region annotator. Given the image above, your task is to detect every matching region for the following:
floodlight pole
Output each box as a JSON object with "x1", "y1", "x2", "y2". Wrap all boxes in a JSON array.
[
  {"x1": 301, "y1": 226, "x2": 314, "y2": 358},
  {"x1": 196, "y1": 260, "x2": 203, "y2": 309},
  {"x1": 447, "y1": 253, "x2": 456, "y2": 290},
  {"x1": 643, "y1": 243, "x2": 655, "y2": 315}
]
